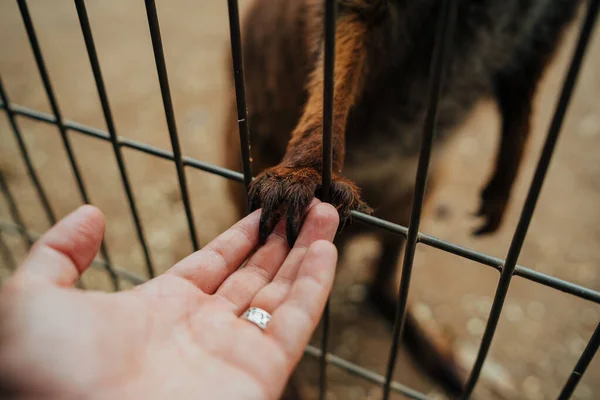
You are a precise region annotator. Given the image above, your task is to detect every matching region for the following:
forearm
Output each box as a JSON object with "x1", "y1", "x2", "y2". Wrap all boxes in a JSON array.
[{"x1": 281, "y1": 11, "x2": 369, "y2": 173}]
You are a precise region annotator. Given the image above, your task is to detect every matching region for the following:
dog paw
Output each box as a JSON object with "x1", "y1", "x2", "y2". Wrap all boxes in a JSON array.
[{"x1": 248, "y1": 165, "x2": 371, "y2": 246}]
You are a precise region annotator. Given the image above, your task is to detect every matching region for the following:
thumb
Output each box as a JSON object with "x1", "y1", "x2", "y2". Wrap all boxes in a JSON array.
[{"x1": 14, "y1": 205, "x2": 105, "y2": 287}]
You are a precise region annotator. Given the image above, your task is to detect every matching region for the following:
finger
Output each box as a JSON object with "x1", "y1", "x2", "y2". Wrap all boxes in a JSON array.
[
  {"x1": 250, "y1": 201, "x2": 339, "y2": 314},
  {"x1": 165, "y1": 209, "x2": 262, "y2": 294},
  {"x1": 214, "y1": 218, "x2": 289, "y2": 314},
  {"x1": 265, "y1": 240, "x2": 338, "y2": 363},
  {"x1": 14, "y1": 205, "x2": 105, "y2": 287}
]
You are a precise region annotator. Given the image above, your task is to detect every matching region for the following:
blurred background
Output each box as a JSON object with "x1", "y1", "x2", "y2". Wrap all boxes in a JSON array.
[{"x1": 0, "y1": 1, "x2": 599, "y2": 399}]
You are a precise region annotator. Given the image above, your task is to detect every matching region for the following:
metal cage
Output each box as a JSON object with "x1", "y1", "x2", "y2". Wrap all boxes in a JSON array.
[{"x1": 1, "y1": 0, "x2": 599, "y2": 399}]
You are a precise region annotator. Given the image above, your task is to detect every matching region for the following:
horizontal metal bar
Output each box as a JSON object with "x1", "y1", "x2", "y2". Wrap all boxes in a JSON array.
[
  {"x1": 352, "y1": 211, "x2": 409, "y2": 237},
  {"x1": 353, "y1": 212, "x2": 504, "y2": 272},
  {"x1": 304, "y1": 345, "x2": 431, "y2": 400},
  {"x1": 4, "y1": 103, "x2": 600, "y2": 305},
  {"x1": 418, "y1": 231, "x2": 503, "y2": 273},
  {"x1": 513, "y1": 266, "x2": 600, "y2": 304},
  {"x1": 5, "y1": 103, "x2": 246, "y2": 182}
]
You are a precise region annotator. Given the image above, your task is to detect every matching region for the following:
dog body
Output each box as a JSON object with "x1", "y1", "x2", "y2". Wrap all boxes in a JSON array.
[{"x1": 223, "y1": 0, "x2": 580, "y2": 397}]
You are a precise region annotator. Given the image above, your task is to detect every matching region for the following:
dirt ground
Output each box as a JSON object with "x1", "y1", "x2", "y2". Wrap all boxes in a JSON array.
[{"x1": 1, "y1": 1, "x2": 599, "y2": 399}]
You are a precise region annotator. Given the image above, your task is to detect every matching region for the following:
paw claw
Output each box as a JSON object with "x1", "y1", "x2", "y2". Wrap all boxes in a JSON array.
[
  {"x1": 259, "y1": 212, "x2": 277, "y2": 244},
  {"x1": 249, "y1": 193, "x2": 261, "y2": 214},
  {"x1": 285, "y1": 211, "x2": 298, "y2": 248},
  {"x1": 258, "y1": 199, "x2": 282, "y2": 244}
]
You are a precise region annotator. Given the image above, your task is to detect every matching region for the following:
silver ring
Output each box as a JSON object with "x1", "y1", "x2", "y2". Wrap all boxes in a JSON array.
[{"x1": 241, "y1": 307, "x2": 272, "y2": 330}]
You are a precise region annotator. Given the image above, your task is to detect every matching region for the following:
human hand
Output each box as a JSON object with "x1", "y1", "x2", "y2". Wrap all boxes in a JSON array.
[{"x1": 0, "y1": 200, "x2": 339, "y2": 400}]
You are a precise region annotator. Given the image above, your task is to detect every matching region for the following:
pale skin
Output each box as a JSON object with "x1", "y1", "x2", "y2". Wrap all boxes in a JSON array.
[{"x1": 0, "y1": 200, "x2": 340, "y2": 400}]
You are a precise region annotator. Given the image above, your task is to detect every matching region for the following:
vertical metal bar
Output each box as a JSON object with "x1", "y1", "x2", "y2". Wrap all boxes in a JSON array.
[
  {"x1": 0, "y1": 76, "x2": 56, "y2": 226},
  {"x1": 319, "y1": 1, "x2": 337, "y2": 399},
  {"x1": 226, "y1": 0, "x2": 253, "y2": 203},
  {"x1": 144, "y1": 0, "x2": 199, "y2": 251},
  {"x1": 322, "y1": 0, "x2": 336, "y2": 200},
  {"x1": 557, "y1": 322, "x2": 600, "y2": 400},
  {"x1": 18, "y1": 0, "x2": 119, "y2": 290},
  {"x1": 0, "y1": 233, "x2": 17, "y2": 271},
  {"x1": 18, "y1": 0, "x2": 89, "y2": 205},
  {"x1": 0, "y1": 171, "x2": 33, "y2": 248},
  {"x1": 460, "y1": 1, "x2": 598, "y2": 397},
  {"x1": 73, "y1": 0, "x2": 155, "y2": 281},
  {"x1": 382, "y1": 0, "x2": 457, "y2": 398}
]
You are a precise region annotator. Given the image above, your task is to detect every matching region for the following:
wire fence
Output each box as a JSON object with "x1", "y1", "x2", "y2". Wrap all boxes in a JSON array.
[{"x1": 1, "y1": 0, "x2": 599, "y2": 399}]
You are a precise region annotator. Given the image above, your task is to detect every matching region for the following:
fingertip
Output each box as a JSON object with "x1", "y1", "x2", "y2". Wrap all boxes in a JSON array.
[
  {"x1": 308, "y1": 239, "x2": 338, "y2": 260},
  {"x1": 16, "y1": 204, "x2": 107, "y2": 286},
  {"x1": 307, "y1": 198, "x2": 322, "y2": 208},
  {"x1": 78, "y1": 204, "x2": 103, "y2": 216},
  {"x1": 77, "y1": 204, "x2": 105, "y2": 232},
  {"x1": 289, "y1": 201, "x2": 339, "y2": 248},
  {"x1": 53, "y1": 205, "x2": 106, "y2": 273},
  {"x1": 308, "y1": 202, "x2": 340, "y2": 232},
  {"x1": 72, "y1": 205, "x2": 105, "y2": 242}
]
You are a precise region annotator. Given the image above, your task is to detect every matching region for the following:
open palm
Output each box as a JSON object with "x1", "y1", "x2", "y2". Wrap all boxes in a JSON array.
[{"x1": 0, "y1": 202, "x2": 339, "y2": 400}]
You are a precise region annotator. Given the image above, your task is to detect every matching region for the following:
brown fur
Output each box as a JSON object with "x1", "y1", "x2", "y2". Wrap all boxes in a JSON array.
[{"x1": 222, "y1": 0, "x2": 580, "y2": 398}]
